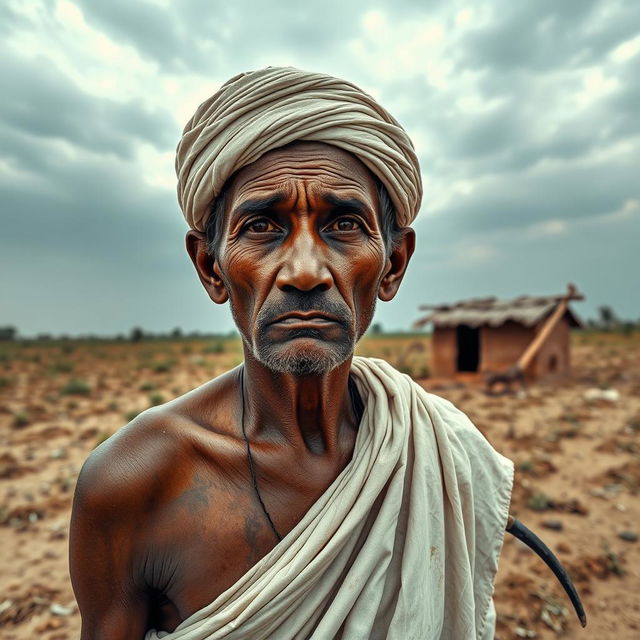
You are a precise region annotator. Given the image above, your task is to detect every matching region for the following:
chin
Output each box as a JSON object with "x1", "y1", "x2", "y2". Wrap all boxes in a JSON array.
[{"x1": 254, "y1": 339, "x2": 353, "y2": 376}]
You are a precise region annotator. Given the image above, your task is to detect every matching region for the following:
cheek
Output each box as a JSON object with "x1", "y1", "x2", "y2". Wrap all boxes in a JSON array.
[
  {"x1": 360, "y1": 238, "x2": 387, "y2": 272},
  {"x1": 340, "y1": 243, "x2": 387, "y2": 309},
  {"x1": 219, "y1": 247, "x2": 269, "y2": 315},
  {"x1": 222, "y1": 240, "x2": 264, "y2": 274}
]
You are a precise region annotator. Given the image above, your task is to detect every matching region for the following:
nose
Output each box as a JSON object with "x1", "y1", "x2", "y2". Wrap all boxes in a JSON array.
[{"x1": 276, "y1": 227, "x2": 333, "y2": 292}]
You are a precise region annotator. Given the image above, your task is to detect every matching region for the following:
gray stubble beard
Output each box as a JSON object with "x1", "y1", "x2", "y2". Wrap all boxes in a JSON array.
[
  {"x1": 251, "y1": 333, "x2": 356, "y2": 375},
  {"x1": 228, "y1": 301, "x2": 377, "y2": 377}
]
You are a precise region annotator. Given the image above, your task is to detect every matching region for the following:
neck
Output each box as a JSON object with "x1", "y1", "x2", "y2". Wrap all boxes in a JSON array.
[{"x1": 240, "y1": 350, "x2": 360, "y2": 456}]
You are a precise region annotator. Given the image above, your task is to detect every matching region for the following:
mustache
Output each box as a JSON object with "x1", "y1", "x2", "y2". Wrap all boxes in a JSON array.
[{"x1": 257, "y1": 292, "x2": 353, "y2": 332}]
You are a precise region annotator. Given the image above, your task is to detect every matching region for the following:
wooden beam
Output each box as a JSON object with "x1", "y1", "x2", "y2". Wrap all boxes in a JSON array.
[{"x1": 516, "y1": 284, "x2": 582, "y2": 371}]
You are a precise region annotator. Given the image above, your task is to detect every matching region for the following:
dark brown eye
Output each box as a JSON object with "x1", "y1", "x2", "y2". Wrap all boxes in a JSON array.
[
  {"x1": 246, "y1": 219, "x2": 276, "y2": 233},
  {"x1": 333, "y1": 218, "x2": 360, "y2": 232}
]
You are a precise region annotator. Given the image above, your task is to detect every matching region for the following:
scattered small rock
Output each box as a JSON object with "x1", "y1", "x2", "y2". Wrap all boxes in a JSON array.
[
  {"x1": 0, "y1": 600, "x2": 13, "y2": 615},
  {"x1": 590, "y1": 484, "x2": 623, "y2": 499},
  {"x1": 540, "y1": 600, "x2": 568, "y2": 632},
  {"x1": 542, "y1": 519, "x2": 563, "y2": 531},
  {"x1": 618, "y1": 531, "x2": 638, "y2": 543},
  {"x1": 583, "y1": 388, "x2": 620, "y2": 403},
  {"x1": 50, "y1": 603, "x2": 74, "y2": 616},
  {"x1": 562, "y1": 498, "x2": 589, "y2": 515},
  {"x1": 48, "y1": 522, "x2": 67, "y2": 540}
]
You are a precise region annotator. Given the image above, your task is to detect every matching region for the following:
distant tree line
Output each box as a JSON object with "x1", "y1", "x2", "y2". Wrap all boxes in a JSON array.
[
  {"x1": 583, "y1": 306, "x2": 639, "y2": 335},
  {"x1": 2, "y1": 306, "x2": 640, "y2": 343},
  {"x1": 0, "y1": 326, "x2": 17, "y2": 341},
  {"x1": 0, "y1": 325, "x2": 239, "y2": 342}
]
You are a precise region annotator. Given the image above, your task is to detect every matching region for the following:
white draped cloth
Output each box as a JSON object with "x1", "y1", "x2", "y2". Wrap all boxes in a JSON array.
[{"x1": 146, "y1": 357, "x2": 513, "y2": 640}]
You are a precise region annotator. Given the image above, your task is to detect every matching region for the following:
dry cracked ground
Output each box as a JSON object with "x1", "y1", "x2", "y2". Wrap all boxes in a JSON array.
[{"x1": 1, "y1": 332, "x2": 638, "y2": 639}]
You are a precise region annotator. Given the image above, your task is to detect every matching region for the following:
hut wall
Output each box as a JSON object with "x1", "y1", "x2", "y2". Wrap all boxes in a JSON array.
[
  {"x1": 480, "y1": 322, "x2": 536, "y2": 378},
  {"x1": 431, "y1": 318, "x2": 572, "y2": 381},
  {"x1": 431, "y1": 327, "x2": 457, "y2": 376},
  {"x1": 533, "y1": 317, "x2": 571, "y2": 379}
]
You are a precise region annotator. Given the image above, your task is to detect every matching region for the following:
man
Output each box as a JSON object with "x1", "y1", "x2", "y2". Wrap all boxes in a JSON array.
[{"x1": 70, "y1": 67, "x2": 514, "y2": 639}]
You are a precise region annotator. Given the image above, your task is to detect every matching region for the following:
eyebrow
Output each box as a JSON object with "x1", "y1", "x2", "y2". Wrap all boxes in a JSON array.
[
  {"x1": 321, "y1": 193, "x2": 375, "y2": 218},
  {"x1": 231, "y1": 192, "x2": 375, "y2": 219},
  {"x1": 232, "y1": 193, "x2": 287, "y2": 218}
]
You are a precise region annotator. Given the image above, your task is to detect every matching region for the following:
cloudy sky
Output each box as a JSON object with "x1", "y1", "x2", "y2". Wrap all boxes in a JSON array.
[{"x1": 2, "y1": 0, "x2": 639, "y2": 336}]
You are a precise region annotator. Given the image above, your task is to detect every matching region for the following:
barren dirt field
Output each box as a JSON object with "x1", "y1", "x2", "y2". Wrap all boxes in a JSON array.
[{"x1": 1, "y1": 332, "x2": 638, "y2": 639}]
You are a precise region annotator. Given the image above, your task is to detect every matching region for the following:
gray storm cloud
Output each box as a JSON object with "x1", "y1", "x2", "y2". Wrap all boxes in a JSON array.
[{"x1": 1, "y1": 0, "x2": 639, "y2": 334}]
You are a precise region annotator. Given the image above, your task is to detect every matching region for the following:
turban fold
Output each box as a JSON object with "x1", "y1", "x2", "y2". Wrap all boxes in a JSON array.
[{"x1": 176, "y1": 67, "x2": 422, "y2": 232}]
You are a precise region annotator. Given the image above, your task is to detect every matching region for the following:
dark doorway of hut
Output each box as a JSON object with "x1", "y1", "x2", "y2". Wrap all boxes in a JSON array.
[{"x1": 456, "y1": 324, "x2": 480, "y2": 372}]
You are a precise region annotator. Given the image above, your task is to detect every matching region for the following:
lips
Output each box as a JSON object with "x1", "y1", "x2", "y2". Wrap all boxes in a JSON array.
[{"x1": 270, "y1": 311, "x2": 340, "y2": 325}]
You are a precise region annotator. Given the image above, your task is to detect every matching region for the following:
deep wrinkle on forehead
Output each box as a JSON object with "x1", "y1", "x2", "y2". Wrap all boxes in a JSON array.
[{"x1": 225, "y1": 143, "x2": 379, "y2": 224}]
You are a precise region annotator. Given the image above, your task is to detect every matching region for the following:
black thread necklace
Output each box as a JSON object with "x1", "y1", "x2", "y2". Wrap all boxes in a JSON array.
[
  {"x1": 240, "y1": 366, "x2": 283, "y2": 541},
  {"x1": 239, "y1": 365, "x2": 363, "y2": 543}
]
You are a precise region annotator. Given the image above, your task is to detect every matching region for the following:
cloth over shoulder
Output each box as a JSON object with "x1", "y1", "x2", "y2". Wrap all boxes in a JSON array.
[{"x1": 146, "y1": 357, "x2": 514, "y2": 640}]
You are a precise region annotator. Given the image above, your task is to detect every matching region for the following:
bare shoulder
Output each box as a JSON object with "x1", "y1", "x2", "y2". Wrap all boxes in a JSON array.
[
  {"x1": 72, "y1": 366, "x2": 241, "y2": 519},
  {"x1": 73, "y1": 407, "x2": 183, "y2": 518},
  {"x1": 69, "y1": 369, "x2": 244, "y2": 635}
]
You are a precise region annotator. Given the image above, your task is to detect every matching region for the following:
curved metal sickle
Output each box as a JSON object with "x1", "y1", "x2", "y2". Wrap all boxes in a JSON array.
[{"x1": 506, "y1": 515, "x2": 587, "y2": 628}]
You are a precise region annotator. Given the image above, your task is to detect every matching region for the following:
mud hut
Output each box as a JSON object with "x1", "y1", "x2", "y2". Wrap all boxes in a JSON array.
[{"x1": 414, "y1": 287, "x2": 584, "y2": 382}]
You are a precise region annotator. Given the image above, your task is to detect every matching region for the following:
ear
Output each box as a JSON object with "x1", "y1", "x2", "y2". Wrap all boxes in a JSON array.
[
  {"x1": 185, "y1": 230, "x2": 229, "y2": 304},
  {"x1": 378, "y1": 228, "x2": 416, "y2": 302}
]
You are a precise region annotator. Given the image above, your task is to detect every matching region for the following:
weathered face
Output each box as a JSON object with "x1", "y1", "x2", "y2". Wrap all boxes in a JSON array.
[{"x1": 188, "y1": 141, "x2": 413, "y2": 375}]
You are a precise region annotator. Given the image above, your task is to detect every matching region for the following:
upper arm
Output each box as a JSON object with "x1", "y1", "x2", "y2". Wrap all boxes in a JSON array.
[{"x1": 70, "y1": 443, "x2": 151, "y2": 639}]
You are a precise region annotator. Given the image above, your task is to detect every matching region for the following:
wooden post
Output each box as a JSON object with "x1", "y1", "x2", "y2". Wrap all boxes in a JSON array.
[{"x1": 516, "y1": 284, "x2": 583, "y2": 372}]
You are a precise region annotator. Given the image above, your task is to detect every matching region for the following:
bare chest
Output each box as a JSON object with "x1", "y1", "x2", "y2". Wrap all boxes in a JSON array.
[{"x1": 145, "y1": 464, "x2": 341, "y2": 633}]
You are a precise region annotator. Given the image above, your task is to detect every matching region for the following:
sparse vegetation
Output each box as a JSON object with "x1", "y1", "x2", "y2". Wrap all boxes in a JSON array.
[
  {"x1": 61, "y1": 378, "x2": 91, "y2": 396},
  {"x1": 527, "y1": 492, "x2": 552, "y2": 511},
  {"x1": 601, "y1": 541, "x2": 625, "y2": 576},
  {"x1": 1, "y1": 330, "x2": 639, "y2": 638},
  {"x1": 518, "y1": 460, "x2": 535, "y2": 473},
  {"x1": 148, "y1": 392, "x2": 164, "y2": 406},
  {"x1": 153, "y1": 360, "x2": 175, "y2": 373},
  {"x1": 13, "y1": 410, "x2": 30, "y2": 428},
  {"x1": 0, "y1": 376, "x2": 14, "y2": 388},
  {"x1": 49, "y1": 361, "x2": 74, "y2": 374},
  {"x1": 554, "y1": 413, "x2": 583, "y2": 438},
  {"x1": 204, "y1": 341, "x2": 226, "y2": 354}
]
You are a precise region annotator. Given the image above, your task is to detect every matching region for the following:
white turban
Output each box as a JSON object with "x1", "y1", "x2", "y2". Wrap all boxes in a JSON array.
[{"x1": 176, "y1": 67, "x2": 422, "y2": 232}]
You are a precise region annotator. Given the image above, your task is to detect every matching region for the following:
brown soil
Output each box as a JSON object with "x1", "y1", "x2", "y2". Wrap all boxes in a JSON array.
[{"x1": 1, "y1": 332, "x2": 639, "y2": 638}]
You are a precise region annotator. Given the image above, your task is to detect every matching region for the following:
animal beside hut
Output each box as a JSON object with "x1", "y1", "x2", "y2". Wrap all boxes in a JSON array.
[{"x1": 414, "y1": 284, "x2": 584, "y2": 390}]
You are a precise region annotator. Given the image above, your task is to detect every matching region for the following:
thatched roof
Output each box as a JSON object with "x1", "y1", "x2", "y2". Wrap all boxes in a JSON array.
[{"x1": 414, "y1": 294, "x2": 583, "y2": 329}]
